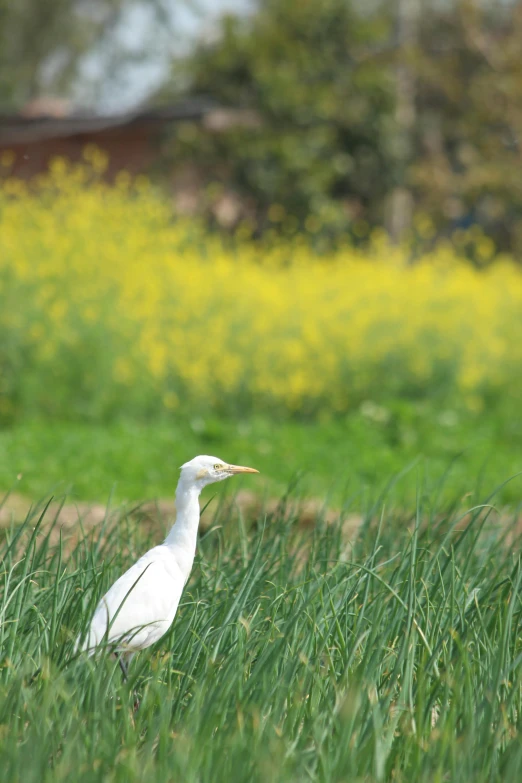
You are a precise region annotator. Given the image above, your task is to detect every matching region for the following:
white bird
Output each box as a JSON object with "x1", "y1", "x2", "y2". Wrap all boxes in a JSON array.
[{"x1": 76, "y1": 455, "x2": 258, "y2": 674}]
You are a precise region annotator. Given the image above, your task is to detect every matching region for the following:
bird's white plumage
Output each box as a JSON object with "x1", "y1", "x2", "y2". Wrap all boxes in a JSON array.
[
  {"x1": 77, "y1": 455, "x2": 258, "y2": 658},
  {"x1": 82, "y1": 546, "x2": 186, "y2": 651}
]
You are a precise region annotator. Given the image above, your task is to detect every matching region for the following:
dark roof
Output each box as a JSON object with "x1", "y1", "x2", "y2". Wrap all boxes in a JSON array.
[{"x1": 0, "y1": 98, "x2": 219, "y2": 145}]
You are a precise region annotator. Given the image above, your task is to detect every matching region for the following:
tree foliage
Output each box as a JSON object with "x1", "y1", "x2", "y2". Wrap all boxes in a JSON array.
[
  {"x1": 3, "y1": 0, "x2": 522, "y2": 254},
  {"x1": 164, "y1": 0, "x2": 395, "y2": 242},
  {"x1": 0, "y1": 0, "x2": 170, "y2": 109},
  {"x1": 164, "y1": 0, "x2": 522, "y2": 255},
  {"x1": 412, "y1": 1, "x2": 522, "y2": 255}
]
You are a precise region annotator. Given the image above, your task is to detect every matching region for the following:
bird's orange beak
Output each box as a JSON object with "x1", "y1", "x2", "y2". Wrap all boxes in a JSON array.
[{"x1": 227, "y1": 463, "x2": 259, "y2": 474}]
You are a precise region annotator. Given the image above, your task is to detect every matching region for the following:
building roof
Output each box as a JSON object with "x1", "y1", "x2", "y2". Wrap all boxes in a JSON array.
[{"x1": 0, "y1": 98, "x2": 220, "y2": 145}]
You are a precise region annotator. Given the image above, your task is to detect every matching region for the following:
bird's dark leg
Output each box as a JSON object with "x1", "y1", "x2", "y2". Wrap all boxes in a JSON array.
[
  {"x1": 116, "y1": 653, "x2": 129, "y2": 682},
  {"x1": 115, "y1": 653, "x2": 140, "y2": 711}
]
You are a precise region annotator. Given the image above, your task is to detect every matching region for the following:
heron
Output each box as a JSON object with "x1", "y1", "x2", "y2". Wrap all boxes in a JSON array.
[{"x1": 76, "y1": 455, "x2": 259, "y2": 677}]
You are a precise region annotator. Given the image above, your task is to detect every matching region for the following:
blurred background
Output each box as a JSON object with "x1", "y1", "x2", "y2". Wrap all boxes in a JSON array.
[{"x1": 0, "y1": 0, "x2": 521, "y2": 508}]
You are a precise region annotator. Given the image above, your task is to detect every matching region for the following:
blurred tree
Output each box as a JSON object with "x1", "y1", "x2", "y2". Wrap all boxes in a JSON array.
[
  {"x1": 3, "y1": 0, "x2": 522, "y2": 255},
  {"x1": 412, "y1": 0, "x2": 522, "y2": 257},
  {"x1": 160, "y1": 0, "x2": 522, "y2": 255},
  {"x1": 160, "y1": 0, "x2": 396, "y2": 243},
  {"x1": 0, "y1": 0, "x2": 172, "y2": 110},
  {"x1": 388, "y1": 0, "x2": 419, "y2": 242}
]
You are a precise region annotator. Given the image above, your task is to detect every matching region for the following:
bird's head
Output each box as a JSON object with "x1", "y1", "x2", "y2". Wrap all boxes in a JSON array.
[{"x1": 179, "y1": 454, "x2": 259, "y2": 489}]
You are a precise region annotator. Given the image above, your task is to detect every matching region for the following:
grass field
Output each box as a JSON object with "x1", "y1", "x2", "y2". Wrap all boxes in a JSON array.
[
  {"x1": 1, "y1": 396, "x2": 521, "y2": 507},
  {"x1": 1, "y1": 478, "x2": 522, "y2": 782}
]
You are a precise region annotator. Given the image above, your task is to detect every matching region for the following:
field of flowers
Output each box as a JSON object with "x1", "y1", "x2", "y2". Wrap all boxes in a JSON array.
[{"x1": 1, "y1": 152, "x2": 522, "y2": 424}]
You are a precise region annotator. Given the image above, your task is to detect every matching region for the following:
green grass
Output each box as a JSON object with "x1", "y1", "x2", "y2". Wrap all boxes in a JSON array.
[
  {"x1": 1, "y1": 398, "x2": 521, "y2": 505},
  {"x1": 1, "y1": 478, "x2": 522, "y2": 781}
]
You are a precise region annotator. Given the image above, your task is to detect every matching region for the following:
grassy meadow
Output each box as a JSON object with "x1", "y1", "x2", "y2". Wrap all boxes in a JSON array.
[
  {"x1": 2, "y1": 482, "x2": 522, "y2": 782},
  {"x1": 2, "y1": 157, "x2": 522, "y2": 780},
  {"x1": 1, "y1": 405, "x2": 522, "y2": 507}
]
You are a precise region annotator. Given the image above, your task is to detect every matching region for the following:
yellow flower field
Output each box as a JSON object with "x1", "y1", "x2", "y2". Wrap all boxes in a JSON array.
[{"x1": 1, "y1": 157, "x2": 522, "y2": 421}]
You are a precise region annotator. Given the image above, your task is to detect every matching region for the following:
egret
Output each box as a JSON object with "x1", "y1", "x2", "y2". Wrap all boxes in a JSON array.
[{"x1": 76, "y1": 455, "x2": 258, "y2": 676}]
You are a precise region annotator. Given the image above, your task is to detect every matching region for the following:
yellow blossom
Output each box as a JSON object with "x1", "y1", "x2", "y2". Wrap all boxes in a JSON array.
[{"x1": 0, "y1": 157, "x2": 521, "y2": 419}]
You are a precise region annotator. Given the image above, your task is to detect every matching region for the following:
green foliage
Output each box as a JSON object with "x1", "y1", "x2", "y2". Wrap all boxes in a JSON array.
[
  {"x1": 1, "y1": 399, "x2": 521, "y2": 505},
  {"x1": 1, "y1": 482, "x2": 522, "y2": 781},
  {"x1": 412, "y1": 0, "x2": 522, "y2": 256},
  {"x1": 0, "y1": 0, "x2": 168, "y2": 108},
  {"x1": 167, "y1": 0, "x2": 395, "y2": 242},
  {"x1": 165, "y1": 0, "x2": 522, "y2": 254}
]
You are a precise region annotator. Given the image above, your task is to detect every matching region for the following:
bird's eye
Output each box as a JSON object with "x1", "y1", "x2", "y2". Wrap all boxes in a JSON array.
[{"x1": 214, "y1": 463, "x2": 222, "y2": 470}]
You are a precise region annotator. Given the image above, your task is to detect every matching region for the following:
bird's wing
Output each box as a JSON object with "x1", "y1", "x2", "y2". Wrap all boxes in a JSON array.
[{"x1": 82, "y1": 546, "x2": 185, "y2": 652}]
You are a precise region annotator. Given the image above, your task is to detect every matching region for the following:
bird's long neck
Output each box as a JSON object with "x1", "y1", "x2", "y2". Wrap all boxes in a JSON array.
[{"x1": 164, "y1": 480, "x2": 202, "y2": 580}]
